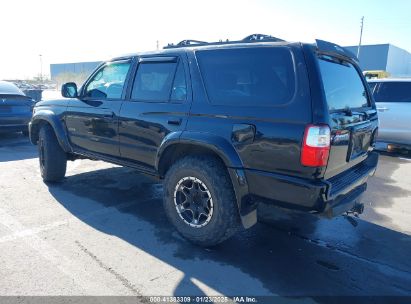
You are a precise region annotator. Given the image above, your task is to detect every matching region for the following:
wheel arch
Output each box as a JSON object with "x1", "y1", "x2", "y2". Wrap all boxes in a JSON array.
[
  {"x1": 29, "y1": 110, "x2": 72, "y2": 153},
  {"x1": 156, "y1": 132, "x2": 257, "y2": 228},
  {"x1": 156, "y1": 132, "x2": 243, "y2": 176}
]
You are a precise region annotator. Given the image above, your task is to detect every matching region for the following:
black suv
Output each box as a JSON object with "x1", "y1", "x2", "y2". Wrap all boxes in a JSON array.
[{"x1": 29, "y1": 35, "x2": 378, "y2": 246}]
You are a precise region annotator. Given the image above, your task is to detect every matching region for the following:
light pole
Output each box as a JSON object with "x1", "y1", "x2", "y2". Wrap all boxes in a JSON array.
[
  {"x1": 357, "y1": 16, "x2": 364, "y2": 59},
  {"x1": 39, "y1": 54, "x2": 43, "y2": 82}
]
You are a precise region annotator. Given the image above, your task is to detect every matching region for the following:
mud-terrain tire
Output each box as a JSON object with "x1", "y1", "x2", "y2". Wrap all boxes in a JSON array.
[
  {"x1": 38, "y1": 124, "x2": 67, "y2": 182},
  {"x1": 163, "y1": 155, "x2": 240, "y2": 247}
]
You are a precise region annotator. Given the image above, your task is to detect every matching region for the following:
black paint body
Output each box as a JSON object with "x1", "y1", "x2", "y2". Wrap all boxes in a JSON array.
[{"x1": 29, "y1": 41, "x2": 379, "y2": 228}]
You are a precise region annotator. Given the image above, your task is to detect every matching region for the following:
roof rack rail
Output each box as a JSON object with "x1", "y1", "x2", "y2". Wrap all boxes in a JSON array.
[
  {"x1": 164, "y1": 34, "x2": 285, "y2": 49},
  {"x1": 242, "y1": 34, "x2": 285, "y2": 42}
]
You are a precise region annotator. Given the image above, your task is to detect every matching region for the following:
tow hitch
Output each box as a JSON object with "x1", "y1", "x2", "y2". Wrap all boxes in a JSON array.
[
  {"x1": 344, "y1": 203, "x2": 364, "y2": 227},
  {"x1": 348, "y1": 202, "x2": 364, "y2": 216}
]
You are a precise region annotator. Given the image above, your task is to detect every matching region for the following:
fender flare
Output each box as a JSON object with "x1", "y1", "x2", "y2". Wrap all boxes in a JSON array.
[
  {"x1": 29, "y1": 110, "x2": 72, "y2": 153},
  {"x1": 156, "y1": 131, "x2": 243, "y2": 171},
  {"x1": 156, "y1": 131, "x2": 257, "y2": 228}
]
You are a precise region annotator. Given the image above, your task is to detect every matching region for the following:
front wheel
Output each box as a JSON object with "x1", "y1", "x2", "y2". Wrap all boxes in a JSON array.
[
  {"x1": 38, "y1": 124, "x2": 67, "y2": 182},
  {"x1": 163, "y1": 155, "x2": 240, "y2": 247}
]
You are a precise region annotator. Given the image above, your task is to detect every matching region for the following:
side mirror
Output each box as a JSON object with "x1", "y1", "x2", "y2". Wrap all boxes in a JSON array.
[{"x1": 61, "y1": 82, "x2": 78, "y2": 98}]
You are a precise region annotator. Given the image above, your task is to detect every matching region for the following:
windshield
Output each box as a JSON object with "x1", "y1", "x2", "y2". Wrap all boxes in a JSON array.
[{"x1": 318, "y1": 57, "x2": 369, "y2": 111}]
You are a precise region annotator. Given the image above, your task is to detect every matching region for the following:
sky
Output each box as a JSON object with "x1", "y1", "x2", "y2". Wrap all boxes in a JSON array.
[{"x1": 1, "y1": 0, "x2": 410, "y2": 79}]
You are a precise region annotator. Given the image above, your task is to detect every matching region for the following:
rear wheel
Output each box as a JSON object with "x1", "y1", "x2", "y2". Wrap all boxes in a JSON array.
[
  {"x1": 163, "y1": 155, "x2": 240, "y2": 247},
  {"x1": 38, "y1": 124, "x2": 67, "y2": 182}
]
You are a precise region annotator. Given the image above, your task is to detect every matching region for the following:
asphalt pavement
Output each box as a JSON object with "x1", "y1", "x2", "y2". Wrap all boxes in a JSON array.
[{"x1": 0, "y1": 132, "x2": 410, "y2": 300}]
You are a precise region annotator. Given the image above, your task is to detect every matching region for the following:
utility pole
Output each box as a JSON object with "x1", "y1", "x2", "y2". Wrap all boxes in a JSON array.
[
  {"x1": 357, "y1": 16, "x2": 364, "y2": 59},
  {"x1": 39, "y1": 54, "x2": 43, "y2": 82}
]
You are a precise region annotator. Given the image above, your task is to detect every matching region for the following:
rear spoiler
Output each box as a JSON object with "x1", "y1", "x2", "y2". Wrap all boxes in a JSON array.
[{"x1": 315, "y1": 39, "x2": 359, "y2": 63}]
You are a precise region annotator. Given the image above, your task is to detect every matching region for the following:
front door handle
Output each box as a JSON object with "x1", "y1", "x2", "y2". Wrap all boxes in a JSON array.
[{"x1": 167, "y1": 118, "x2": 182, "y2": 126}]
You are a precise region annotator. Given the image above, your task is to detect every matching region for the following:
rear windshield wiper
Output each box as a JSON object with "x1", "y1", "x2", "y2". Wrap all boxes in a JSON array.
[{"x1": 337, "y1": 108, "x2": 370, "y2": 119}]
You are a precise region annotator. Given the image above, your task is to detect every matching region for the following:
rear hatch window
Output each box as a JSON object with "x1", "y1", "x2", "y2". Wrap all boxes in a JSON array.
[
  {"x1": 318, "y1": 58, "x2": 369, "y2": 111},
  {"x1": 196, "y1": 47, "x2": 295, "y2": 107},
  {"x1": 373, "y1": 81, "x2": 411, "y2": 103},
  {"x1": 317, "y1": 56, "x2": 375, "y2": 178}
]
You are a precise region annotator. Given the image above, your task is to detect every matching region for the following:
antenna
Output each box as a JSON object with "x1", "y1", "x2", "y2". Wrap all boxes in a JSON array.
[{"x1": 357, "y1": 16, "x2": 364, "y2": 59}]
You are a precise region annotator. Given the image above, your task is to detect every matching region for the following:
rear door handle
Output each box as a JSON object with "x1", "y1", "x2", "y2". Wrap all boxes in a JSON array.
[
  {"x1": 167, "y1": 118, "x2": 182, "y2": 126},
  {"x1": 377, "y1": 107, "x2": 389, "y2": 112}
]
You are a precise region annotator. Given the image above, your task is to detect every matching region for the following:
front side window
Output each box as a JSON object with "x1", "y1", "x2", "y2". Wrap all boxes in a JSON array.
[
  {"x1": 131, "y1": 61, "x2": 179, "y2": 102},
  {"x1": 373, "y1": 82, "x2": 411, "y2": 103},
  {"x1": 318, "y1": 58, "x2": 369, "y2": 111},
  {"x1": 84, "y1": 61, "x2": 131, "y2": 100},
  {"x1": 196, "y1": 47, "x2": 295, "y2": 106}
]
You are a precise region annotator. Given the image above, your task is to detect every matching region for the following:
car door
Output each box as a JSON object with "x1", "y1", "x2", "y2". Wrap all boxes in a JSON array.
[
  {"x1": 374, "y1": 81, "x2": 411, "y2": 145},
  {"x1": 65, "y1": 59, "x2": 132, "y2": 157},
  {"x1": 118, "y1": 55, "x2": 191, "y2": 170}
]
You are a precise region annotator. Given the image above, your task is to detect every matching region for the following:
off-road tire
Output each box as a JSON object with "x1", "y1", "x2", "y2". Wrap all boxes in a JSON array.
[
  {"x1": 38, "y1": 124, "x2": 67, "y2": 182},
  {"x1": 163, "y1": 155, "x2": 240, "y2": 247}
]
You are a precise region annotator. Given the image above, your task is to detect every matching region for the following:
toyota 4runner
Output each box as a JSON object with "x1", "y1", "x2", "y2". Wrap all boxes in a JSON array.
[{"x1": 30, "y1": 34, "x2": 379, "y2": 246}]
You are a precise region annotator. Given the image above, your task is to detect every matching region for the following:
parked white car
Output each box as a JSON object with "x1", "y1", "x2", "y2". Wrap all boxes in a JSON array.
[{"x1": 368, "y1": 78, "x2": 411, "y2": 148}]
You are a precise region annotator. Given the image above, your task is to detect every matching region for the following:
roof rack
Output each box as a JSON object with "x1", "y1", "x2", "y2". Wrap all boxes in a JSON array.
[
  {"x1": 164, "y1": 34, "x2": 285, "y2": 49},
  {"x1": 242, "y1": 34, "x2": 284, "y2": 42},
  {"x1": 175, "y1": 40, "x2": 208, "y2": 47}
]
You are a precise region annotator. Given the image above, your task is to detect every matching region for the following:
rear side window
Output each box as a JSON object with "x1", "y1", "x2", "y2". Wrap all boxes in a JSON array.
[
  {"x1": 132, "y1": 62, "x2": 177, "y2": 102},
  {"x1": 196, "y1": 47, "x2": 295, "y2": 106},
  {"x1": 318, "y1": 58, "x2": 369, "y2": 111},
  {"x1": 170, "y1": 61, "x2": 187, "y2": 101},
  {"x1": 373, "y1": 82, "x2": 411, "y2": 103}
]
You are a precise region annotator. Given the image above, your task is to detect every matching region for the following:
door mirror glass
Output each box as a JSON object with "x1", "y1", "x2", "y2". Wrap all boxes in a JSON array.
[{"x1": 61, "y1": 82, "x2": 78, "y2": 98}]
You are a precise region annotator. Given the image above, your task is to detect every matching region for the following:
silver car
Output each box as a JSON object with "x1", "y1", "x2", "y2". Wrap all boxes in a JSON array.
[{"x1": 368, "y1": 78, "x2": 411, "y2": 148}]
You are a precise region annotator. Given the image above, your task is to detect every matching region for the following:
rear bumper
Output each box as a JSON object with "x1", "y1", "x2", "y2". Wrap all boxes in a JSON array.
[
  {"x1": 245, "y1": 152, "x2": 379, "y2": 217},
  {"x1": 377, "y1": 129, "x2": 411, "y2": 147},
  {"x1": 0, "y1": 124, "x2": 29, "y2": 133},
  {"x1": 0, "y1": 115, "x2": 31, "y2": 132}
]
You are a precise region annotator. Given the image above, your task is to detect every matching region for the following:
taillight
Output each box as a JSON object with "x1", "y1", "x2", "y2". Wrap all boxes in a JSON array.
[{"x1": 301, "y1": 124, "x2": 331, "y2": 167}]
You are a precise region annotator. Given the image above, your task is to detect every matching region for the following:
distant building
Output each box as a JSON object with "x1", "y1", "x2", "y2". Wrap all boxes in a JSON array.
[
  {"x1": 50, "y1": 61, "x2": 102, "y2": 80},
  {"x1": 345, "y1": 44, "x2": 411, "y2": 77}
]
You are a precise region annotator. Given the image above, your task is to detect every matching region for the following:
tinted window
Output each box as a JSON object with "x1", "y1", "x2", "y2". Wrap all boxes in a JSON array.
[
  {"x1": 319, "y1": 58, "x2": 369, "y2": 111},
  {"x1": 196, "y1": 48, "x2": 295, "y2": 106},
  {"x1": 132, "y1": 62, "x2": 177, "y2": 102},
  {"x1": 373, "y1": 82, "x2": 411, "y2": 103},
  {"x1": 170, "y1": 61, "x2": 187, "y2": 101},
  {"x1": 84, "y1": 62, "x2": 131, "y2": 99}
]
